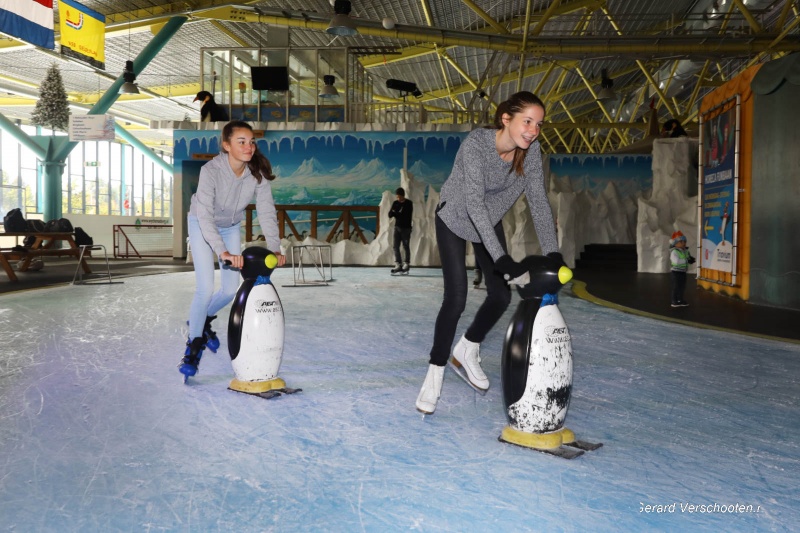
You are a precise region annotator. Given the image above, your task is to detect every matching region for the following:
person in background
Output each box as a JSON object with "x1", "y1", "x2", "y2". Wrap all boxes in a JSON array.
[
  {"x1": 180, "y1": 120, "x2": 286, "y2": 380},
  {"x1": 416, "y1": 91, "x2": 563, "y2": 414},
  {"x1": 662, "y1": 118, "x2": 688, "y2": 138},
  {"x1": 473, "y1": 266, "x2": 482, "y2": 288},
  {"x1": 194, "y1": 91, "x2": 230, "y2": 122},
  {"x1": 669, "y1": 231, "x2": 695, "y2": 308},
  {"x1": 388, "y1": 187, "x2": 413, "y2": 274}
]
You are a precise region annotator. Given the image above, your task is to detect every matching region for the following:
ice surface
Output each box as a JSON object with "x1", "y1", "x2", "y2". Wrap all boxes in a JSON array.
[{"x1": 0, "y1": 268, "x2": 798, "y2": 531}]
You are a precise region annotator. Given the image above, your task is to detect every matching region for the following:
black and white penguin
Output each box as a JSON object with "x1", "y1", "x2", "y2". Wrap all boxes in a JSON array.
[
  {"x1": 227, "y1": 247, "x2": 287, "y2": 396},
  {"x1": 499, "y1": 255, "x2": 601, "y2": 457},
  {"x1": 194, "y1": 90, "x2": 230, "y2": 122}
]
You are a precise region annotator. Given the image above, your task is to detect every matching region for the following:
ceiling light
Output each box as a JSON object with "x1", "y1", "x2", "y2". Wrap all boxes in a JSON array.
[
  {"x1": 120, "y1": 60, "x2": 140, "y2": 95},
  {"x1": 327, "y1": 0, "x2": 358, "y2": 36},
  {"x1": 597, "y1": 69, "x2": 615, "y2": 101},
  {"x1": 319, "y1": 75, "x2": 339, "y2": 98}
]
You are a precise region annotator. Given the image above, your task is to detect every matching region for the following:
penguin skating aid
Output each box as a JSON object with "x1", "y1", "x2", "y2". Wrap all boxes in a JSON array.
[
  {"x1": 227, "y1": 247, "x2": 301, "y2": 399},
  {"x1": 499, "y1": 255, "x2": 602, "y2": 459}
]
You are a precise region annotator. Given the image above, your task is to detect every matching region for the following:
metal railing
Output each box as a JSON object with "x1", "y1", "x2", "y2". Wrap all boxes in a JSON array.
[{"x1": 245, "y1": 204, "x2": 380, "y2": 245}]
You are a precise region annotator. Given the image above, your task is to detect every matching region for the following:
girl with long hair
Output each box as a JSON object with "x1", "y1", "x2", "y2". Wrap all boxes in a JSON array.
[
  {"x1": 180, "y1": 120, "x2": 286, "y2": 379},
  {"x1": 416, "y1": 91, "x2": 564, "y2": 414}
]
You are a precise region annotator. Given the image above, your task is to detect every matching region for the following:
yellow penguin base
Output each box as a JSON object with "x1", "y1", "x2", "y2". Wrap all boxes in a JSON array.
[
  {"x1": 499, "y1": 426, "x2": 576, "y2": 450},
  {"x1": 229, "y1": 377, "x2": 286, "y2": 394}
]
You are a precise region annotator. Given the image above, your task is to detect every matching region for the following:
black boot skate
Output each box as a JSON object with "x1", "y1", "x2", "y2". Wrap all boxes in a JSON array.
[
  {"x1": 179, "y1": 337, "x2": 206, "y2": 383},
  {"x1": 473, "y1": 268, "x2": 483, "y2": 288},
  {"x1": 202, "y1": 315, "x2": 220, "y2": 353}
]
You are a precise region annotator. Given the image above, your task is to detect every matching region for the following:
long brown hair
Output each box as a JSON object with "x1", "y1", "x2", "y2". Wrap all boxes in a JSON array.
[
  {"x1": 221, "y1": 120, "x2": 276, "y2": 183},
  {"x1": 488, "y1": 91, "x2": 545, "y2": 176}
]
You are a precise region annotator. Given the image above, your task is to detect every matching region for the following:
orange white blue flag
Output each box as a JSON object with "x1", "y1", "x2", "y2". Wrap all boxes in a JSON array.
[
  {"x1": 0, "y1": 0, "x2": 55, "y2": 49},
  {"x1": 59, "y1": 0, "x2": 105, "y2": 69}
]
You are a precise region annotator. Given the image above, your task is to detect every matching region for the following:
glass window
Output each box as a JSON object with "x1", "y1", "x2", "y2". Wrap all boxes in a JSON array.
[
  {"x1": 110, "y1": 142, "x2": 122, "y2": 215},
  {"x1": 133, "y1": 152, "x2": 144, "y2": 216}
]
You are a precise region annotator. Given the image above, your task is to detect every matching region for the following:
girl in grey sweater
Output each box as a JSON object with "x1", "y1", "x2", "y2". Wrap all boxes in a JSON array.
[
  {"x1": 180, "y1": 121, "x2": 286, "y2": 380},
  {"x1": 416, "y1": 92, "x2": 563, "y2": 414}
]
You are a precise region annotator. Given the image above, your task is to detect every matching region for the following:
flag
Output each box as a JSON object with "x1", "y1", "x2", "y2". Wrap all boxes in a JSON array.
[
  {"x1": 58, "y1": 0, "x2": 105, "y2": 69},
  {"x1": 0, "y1": 0, "x2": 54, "y2": 49}
]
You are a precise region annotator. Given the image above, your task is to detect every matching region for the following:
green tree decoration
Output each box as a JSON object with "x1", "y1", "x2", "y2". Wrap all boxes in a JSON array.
[{"x1": 31, "y1": 63, "x2": 71, "y2": 134}]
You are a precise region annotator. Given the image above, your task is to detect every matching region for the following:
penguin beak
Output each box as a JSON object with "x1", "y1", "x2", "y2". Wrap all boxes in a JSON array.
[{"x1": 558, "y1": 266, "x2": 573, "y2": 285}]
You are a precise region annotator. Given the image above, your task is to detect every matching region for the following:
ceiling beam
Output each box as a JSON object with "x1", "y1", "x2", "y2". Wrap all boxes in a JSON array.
[
  {"x1": 198, "y1": 7, "x2": 800, "y2": 58},
  {"x1": 459, "y1": 0, "x2": 509, "y2": 34}
]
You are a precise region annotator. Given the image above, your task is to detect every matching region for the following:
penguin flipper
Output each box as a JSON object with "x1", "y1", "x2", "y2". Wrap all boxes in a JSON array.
[{"x1": 227, "y1": 279, "x2": 256, "y2": 360}]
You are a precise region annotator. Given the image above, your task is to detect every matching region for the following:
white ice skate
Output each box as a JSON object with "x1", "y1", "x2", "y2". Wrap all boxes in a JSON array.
[
  {"x1": 416, "y1": 364, "x2": 445, "y2": 414},
  {"x1": 448, "y1": 335, "x2": 489, "y2": 395}
]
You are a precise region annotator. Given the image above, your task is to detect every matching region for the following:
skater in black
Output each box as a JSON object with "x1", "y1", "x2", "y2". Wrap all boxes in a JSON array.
[
  {"x1": 416, "y1": 92, "x2": 563, "y2": 414},
  {"x1": 388, "y1": 187, "x2": 413, "y2": 274}
]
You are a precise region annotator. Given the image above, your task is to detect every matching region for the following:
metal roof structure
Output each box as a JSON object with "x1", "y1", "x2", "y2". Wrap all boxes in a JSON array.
[{"x1": 1, "y1": 0, "x2": 798, "y2": 153}]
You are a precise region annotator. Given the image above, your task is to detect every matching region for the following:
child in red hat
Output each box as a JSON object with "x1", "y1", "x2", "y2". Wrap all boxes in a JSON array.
[{"x1": 669, "y1": 231, "x2": 695, "y2": 307}]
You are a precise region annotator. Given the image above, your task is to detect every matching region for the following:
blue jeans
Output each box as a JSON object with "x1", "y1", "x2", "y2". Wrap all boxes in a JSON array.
[{"x1": 187, "y1": 215, "x2": 242, "y2": 339}]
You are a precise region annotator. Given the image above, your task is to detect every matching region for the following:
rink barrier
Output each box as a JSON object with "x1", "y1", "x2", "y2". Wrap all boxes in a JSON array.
[{"x1": 114, "y1": 224, "x2": 173, "y2": 258}]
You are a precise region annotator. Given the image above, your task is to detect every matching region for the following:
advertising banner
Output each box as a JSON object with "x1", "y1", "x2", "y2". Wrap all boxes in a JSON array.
[{"x1": 700, "y1": 97, "x2": 739, "y2": 274}]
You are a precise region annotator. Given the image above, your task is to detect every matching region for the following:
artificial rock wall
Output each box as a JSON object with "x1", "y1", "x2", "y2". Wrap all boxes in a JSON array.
[{"x1": 637, "y1": 137, "x2": 699, "y2": 273}]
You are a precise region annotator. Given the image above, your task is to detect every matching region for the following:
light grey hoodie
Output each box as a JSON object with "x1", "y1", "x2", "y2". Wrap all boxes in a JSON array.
[{"x1": 188, "y1": 153, "x2": 281, "y2": 256}]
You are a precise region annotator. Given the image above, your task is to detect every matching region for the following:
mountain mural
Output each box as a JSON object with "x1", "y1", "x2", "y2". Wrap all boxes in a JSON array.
[{"x1": 174, "y1": 130, "x2": 464, "y2": 208}]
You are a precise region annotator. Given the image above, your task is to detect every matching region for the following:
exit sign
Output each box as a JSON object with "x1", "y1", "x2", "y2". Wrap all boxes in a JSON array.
[{"x1": 84, "y1": 161, "x2": 100, "y2": 167}]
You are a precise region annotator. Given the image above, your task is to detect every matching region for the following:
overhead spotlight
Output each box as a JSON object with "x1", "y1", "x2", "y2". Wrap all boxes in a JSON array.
[
  {"x1": 596, "y1": 69, "x2": 615, "y2": 102},
  {"x1": 319, "y1": 75, "x2": 339, "y2": 98},
  {"x1": 326, "y1": 0, "x2": 358, "y2": 36},
  {"x1": 386, "y1": 78, "x2": 422, "y2": 98},
  {"x1": 382, "y1": 17, "x2": 395, "y2": 30},
  {"x1": 119, "y1": 60, "x2": 140, "y2": 94}
]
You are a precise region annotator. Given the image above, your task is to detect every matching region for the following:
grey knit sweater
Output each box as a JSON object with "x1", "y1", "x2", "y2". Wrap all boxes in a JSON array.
[
  {"x1": 437, "y1": 127, "x2": 558, "y2": 260},
  {"x1": 189, "y1": 153, "x2": 281, "y2": 256}
]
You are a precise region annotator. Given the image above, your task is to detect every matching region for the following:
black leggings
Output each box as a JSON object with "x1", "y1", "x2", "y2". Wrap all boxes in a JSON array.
[{"x1": 428, "y1": 214, "x2": 511, "y2": 366}]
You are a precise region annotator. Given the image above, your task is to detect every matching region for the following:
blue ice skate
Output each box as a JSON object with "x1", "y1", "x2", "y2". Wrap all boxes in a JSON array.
[{"x1": 179, "y1": 337, "x2": 206, "y2": 383}]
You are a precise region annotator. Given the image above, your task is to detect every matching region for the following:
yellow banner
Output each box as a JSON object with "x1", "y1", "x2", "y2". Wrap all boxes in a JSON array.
[{"x1": 58, "y1": 0, "x2": 105, "y2": 70}]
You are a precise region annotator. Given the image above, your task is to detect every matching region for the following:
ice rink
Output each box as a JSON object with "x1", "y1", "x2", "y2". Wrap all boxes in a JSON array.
[{"x1": 1, "y1": 266, "x2": 798, "y2": 531}]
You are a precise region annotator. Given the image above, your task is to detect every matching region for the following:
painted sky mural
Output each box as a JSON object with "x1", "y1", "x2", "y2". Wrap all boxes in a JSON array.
[
  {"x1": 174, "y1": 130, "x2": 467, "y2": 208},
  {"x1": 176, "y1": 131, "x2": 655, "y2": 206},
  {"x1": 174, "y1": 130, "x2": 654, "y2": 239},
  {"x1": 549, "y1": 154, "x2": 653, "y2": 199}
]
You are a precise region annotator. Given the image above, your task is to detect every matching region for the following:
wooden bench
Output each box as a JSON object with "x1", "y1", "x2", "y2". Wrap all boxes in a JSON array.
[{"x1": 0, "y1": 232, "x2": 92, "y2": 282}]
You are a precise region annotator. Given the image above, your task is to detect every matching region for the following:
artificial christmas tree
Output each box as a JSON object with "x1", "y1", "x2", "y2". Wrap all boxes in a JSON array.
[{"x1": 31, "y1": 63, "x2": 70, "y2": 133}]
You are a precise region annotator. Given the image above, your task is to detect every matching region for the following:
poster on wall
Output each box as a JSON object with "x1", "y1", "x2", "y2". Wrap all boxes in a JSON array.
[
  {"x1": 699, "y1": 96, "x2": 739, "y2": 274},
  {"x1": 69, "y1": 114, "x2": 115, "y2": 141}
]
